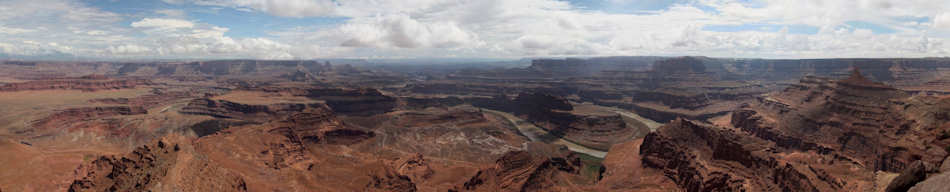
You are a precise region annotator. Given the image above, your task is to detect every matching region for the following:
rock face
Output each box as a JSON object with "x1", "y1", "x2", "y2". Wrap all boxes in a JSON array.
[
  {"x1": 426, "y1": 56, "x2": 773, "y2": 125},
  {"x1": 731, "y1": 70, "x2": 950, "y2": 174},
  {"x1": 470, "y1": 92, "x2": 638, "y2": 150},
  {"x1": 89, "y1": 90, "x2": 196, "y2": 109},
  {"x1": 368, "y1": 106, "x2": 528, "y2": 164},
  {"x1": 7, "y1": 58, "x2": 950, "y2": 192},
  {"x1": 391, "y1": 153, "x2": 434, "y2": 183},
  {"x1": 639, "y1": 118, "x2": 823, "y2": 192},
  {"x1": 189, "y1": 119, "x2": 253, "y2": 137},
  {"x1": 180, "y1": 98, "x2": 323, "y2": 122},
  {"x1": 281, "y1": 70, "x2": 315, "y2": 82},
  {"x1": 251, "y1": 87, "x2": 399, "y2": 116},
  {"x1": 0, "y1": 77, "x2": 150, "y2": 92},
  {"x1": 364, "y1": 160, "x2": 418, "y2": 192},
  {"x1": 454, "y1": 142, "x2": 586, "y2": 192},
  {"x1": 183, "y1": 98, "x2": 374, "y2": 148},
  {"x1": 595, "y1": 139, "x2": 679, "y2": 191},
  {"x1": 187, "y1": 100, "x2": 406, "y2": 191},
  {"x1": 31, "y1": 106, "x2": 147, "y2": 135},
  {"x1": 886, "y1": 160, "x2": 928, "y2": 192},
  {"x1": 404, "y1": 97, "x2": 465, "y2": 110},
  {"x1": 304, "y1": 88, "x2": 397, "y2": 116},
  {"x1": 69, "y1": 140, "x2": 180, "y2": 192},
  {"x1": 444, "y1": 57, "x2": 950, "y2": 125},
  {"x1": 278, "y1": 105, "x2": 379, "y2": 147},
  {"x1": 646, "y1": 70, "x2": 950, "y2": 192},
  {"x1": 909, "y1": 172, "x2": 950, "y2": 192}
]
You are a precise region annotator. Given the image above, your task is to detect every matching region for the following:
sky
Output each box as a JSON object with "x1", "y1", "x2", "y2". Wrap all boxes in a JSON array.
[{"x1": 0, "y1": 0, "x2": 949, "y2": 60}]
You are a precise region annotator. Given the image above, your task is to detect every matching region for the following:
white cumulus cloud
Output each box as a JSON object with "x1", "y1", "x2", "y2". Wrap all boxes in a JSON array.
[
  {"x1": 131, "y1": 18, "x2": 195, "y2": 30},
  {"x1": 2, "y1": 0, "x2": 950, "y2": 59}
]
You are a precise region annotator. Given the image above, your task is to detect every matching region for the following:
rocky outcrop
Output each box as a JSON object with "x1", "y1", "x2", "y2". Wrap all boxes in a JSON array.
[
  {"x1": 280, "y1": 70, "x2": 314, "y2": 82},
  {"x1": 364, "y1": 153, "x2": 437, "y2": 192},
  {"x1": 370, "y1": 106, "x2": 527, "y2": 164},
  {"x1": 271, "y1": 106, "x2": 374, "y2": 163},
  {"x1": 89, "y1": 90, "x2": 196, "y2": 109},
  {"x1": 672, "y1": 70, "x2": 950, "y2": 192},
  {"x1": 730, "y1": 108, "x2": 832, "y2": 154},
  {"x1": 68, "y1": 140, "x2": 179, "y2": 192},
  {"x1": 192, "y1": 102, "x2": 373, "y2": 173},
  {"x1": 321, "y1": 129, "x2": 376, "y2": 145},
  {"x1": 595, "y1": 139, "x2": 679, "y2": 191},
  {"x1": 180, "y1": 98, "x2": 269, "y2": 119},
  {"x1": 261, "y1": 109, "x2": 372, "y2": 170},
  {"x1": 31, "y1": 106, "x2": 146, "y2": 135},
  {"x1": 172, "y1": 152, "x2": 249, "y2": 192},
  {"x1": 470, "y1": 92, "x2": 637, "y2": 150},
  {"x1": 179, "y1": 98, "x2": 323, "y2": 122},
  {"x1": 189, "y1": 119, "x2": 254, "y2": 137},
  {"x1": 639, "y1": 118, "x2": 832, "y2": 192},
  {"x1": 366, "y1": 168, "x2": 417, "y2": 192},
  {"x1": 8, "y1": 57, "x2": 950, "y2": 192},
  {"x1": 469, "y1": 92, "x2": 572, "y2": 123},
  {"x1": 300, "y1": 88, "x2": 397, "y2": 116},
  {"x1": 183, "y1": 97, "x2": 374, "y2": 145},
  {"x1": 652, "y1": 56, "x2": 707, "y2": 74},
  {"x1": 454, "y1": 143, "x2": 586, "y2": 192},
  {"x1": 909, "y1": 170, "x2": 950, "y2": 192},
  {"x1": 187, "y1": 101, "x2": 387, "y2": 191},
  {"x1": 279, "y1": 106, "x2": 375, "y2": 145},
  {"x1": 885, "y1": 160, "x2": 928, "y2": 192},
  {"x1": 391, "y1": 153, "x2": 434, "y2": 182},
  {"x1": 631, "y1": 90, "x2": 711, "y2": 109},
  {"x1": 404, "y1": 97, "x2": 464, "y2": 109},
  {"x1": 563, "y1": 115, "x2": 635, "y2": 149},
  {"x1": 450, "y1": 57, "x2": 950, "y2": 127},
  {"x1": 731, "y1": 70, "x2": 950, "y2": 173}
]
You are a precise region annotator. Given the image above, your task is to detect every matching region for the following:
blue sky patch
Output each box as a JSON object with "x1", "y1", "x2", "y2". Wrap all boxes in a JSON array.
[
  {"x1": 85, "y1": 0, "x2": 347, "y2": 38},
  {"x1": 845, "y1": 20, "x2": 897, "y2": 34},
  {"x1": 564, "y1": 0, "x2": 697, "y2": 14},
  {"x1": 188, "y1": 8, "x2": 348, "y2": 38}
]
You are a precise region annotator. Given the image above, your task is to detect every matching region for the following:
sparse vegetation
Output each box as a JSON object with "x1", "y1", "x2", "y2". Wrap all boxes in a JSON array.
[
  {"x1": 939, "y1": 130, "x2": 950, "y2": 140},
  {"x1": 577, "y1": 153, "x2": 605, "y2": 183}
]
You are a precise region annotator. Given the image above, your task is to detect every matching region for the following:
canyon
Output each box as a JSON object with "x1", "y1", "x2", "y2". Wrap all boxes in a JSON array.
[{"x1": 1, "y1": 57, "x2": 950, "y2": 191}]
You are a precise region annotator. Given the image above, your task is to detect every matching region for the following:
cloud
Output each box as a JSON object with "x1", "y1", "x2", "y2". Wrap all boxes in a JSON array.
[
  {"x1": 149, "y1": 0, "x2": 950, "y2": 58},
  {"x1": 193, "y1": 0, "x2": 338, "y2": 17},
  {"x1": 108, "y1": 44, "x2": 151, "y2": 55},
  {"x1": 155, "y1": 9, "x2": 187, "y2": 18},
  {"x1": 338, "y1": 14, "x2": 480, "y2": 49},
  {"x1": 935, "y1": 13, "x2": 950, "y2": 30},
  {"x1": 126, "y1": 18, "x2": 295, "y2": 59},
  {"x1": 131, "y1": 18, "x2": 195, "y2": 30},
  {"x1": 162, "y1": 0, "x2": 186, "y2": 4},
  {"x1": 2, "y1": 0, "x2": 950, "y2": 59},
  {"x1": 84, "y1": 30, "x2": 109, "y2": 36},
  {"x1": 0, "y1": 26, "x2": 35, "y2": 34},
  {"x1": 0, "y1": 0, "x2": 304, "y2": 59},
  {"x1": 0, "y1": 0, "x2": 123, "y2": 56}
]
